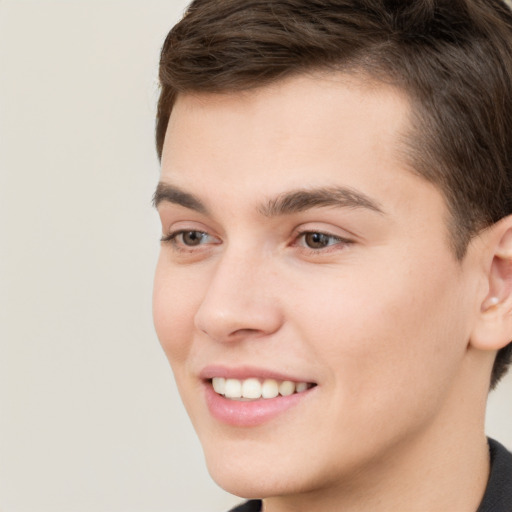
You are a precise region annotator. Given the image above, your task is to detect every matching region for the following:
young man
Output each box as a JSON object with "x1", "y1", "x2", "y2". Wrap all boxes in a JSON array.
[{"x1": 152, "y1": 1, "x2": 512, "y2": 510}]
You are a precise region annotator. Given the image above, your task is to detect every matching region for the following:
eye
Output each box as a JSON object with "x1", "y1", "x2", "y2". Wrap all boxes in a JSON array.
[
  {"x1": 302, "y1": 232, "x2": 338, "y2": 249},
  {"x1": 177, "y1": 230, "x2": 208, "y2": 246},
  {"x1": 161, "y1": 230, "x2": 218, "y2": 248},
  {"x1": 294, "y1": 230, "x2": 352, "y2": 251}
]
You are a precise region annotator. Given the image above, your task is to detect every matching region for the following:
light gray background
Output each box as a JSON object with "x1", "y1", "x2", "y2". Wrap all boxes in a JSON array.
[{"x1": 0, "y1": 1, "x2": 511, "y2": 511}]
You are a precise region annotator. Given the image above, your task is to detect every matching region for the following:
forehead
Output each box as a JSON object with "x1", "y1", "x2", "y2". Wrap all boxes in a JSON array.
[
  {"x1": 163, "y1": 72, "x2": 412, "y2": 181},
  {"x1": 160, "y1": 72, "x2": 445, "y2": 228}
]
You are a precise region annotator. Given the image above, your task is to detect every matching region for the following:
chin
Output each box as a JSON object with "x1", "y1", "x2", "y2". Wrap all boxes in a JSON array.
[
  {"x1": 208, "y1": 470, "x2": 270, "y2": 499},
  {"x1": 201, "y1": 439, "x2": 325, "y2": 500},
  {"x1": 202, "y1": 443, "x2": 274, "y2": 497},
  {"x1": 206, "y1": 463, "x2": 299, "y2": 500}
]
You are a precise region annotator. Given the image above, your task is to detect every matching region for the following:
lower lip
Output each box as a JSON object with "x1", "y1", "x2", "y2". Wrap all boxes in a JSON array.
[{"x1": 204, "y1": 382, "x2": 315, "y2": 427}]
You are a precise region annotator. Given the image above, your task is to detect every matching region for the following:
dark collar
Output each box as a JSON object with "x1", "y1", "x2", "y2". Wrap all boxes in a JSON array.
[
  {"x1": 228, "y1": 499, "x2": 262, "y2": 512},
  {"x1": 477, "y1": 438, "x2": 512, "y2": 512}
]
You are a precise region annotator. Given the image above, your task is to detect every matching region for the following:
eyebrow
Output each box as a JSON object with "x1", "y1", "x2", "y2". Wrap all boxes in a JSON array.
[
  {"x1": 153, "y1": 182, "x2": 208, "y2": 214},
  {"x1": 258, "y1": 186, "x2": 384, "y2": 217},
  {"x1": 153, "y1": 182, "x2": 384, "y2": 217}
]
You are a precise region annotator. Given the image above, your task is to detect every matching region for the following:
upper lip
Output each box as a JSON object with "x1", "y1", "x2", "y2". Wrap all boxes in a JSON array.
[{"x1": 199, "y1": 365, "x2": 317, "y2": 384}]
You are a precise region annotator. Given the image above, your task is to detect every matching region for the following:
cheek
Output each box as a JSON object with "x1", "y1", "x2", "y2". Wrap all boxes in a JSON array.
[
  {"x1": 152, "y1": 258, "x2": 200, "y2": 366},
  {"x1": 291, "y1": 255, "x2": 470, "y2": 407}
]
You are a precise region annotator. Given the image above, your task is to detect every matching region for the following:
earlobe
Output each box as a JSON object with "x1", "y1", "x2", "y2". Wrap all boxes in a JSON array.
[
  {"x1": 481, "y1": 296, "x2": 500, "y2": 311},
  {"x1": 471, "y1": 216, "x2": 512, "y2": 351}
]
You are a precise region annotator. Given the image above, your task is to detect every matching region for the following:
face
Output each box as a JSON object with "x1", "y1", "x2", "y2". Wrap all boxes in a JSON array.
[{"x1": 153, "y1": 75, "x2": 482, "y2": 499}]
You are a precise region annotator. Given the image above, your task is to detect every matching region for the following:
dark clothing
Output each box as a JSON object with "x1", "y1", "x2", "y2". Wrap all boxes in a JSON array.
[
  {"x1": 229, "y1": 501, "x2": 261, "y2": 512},
  {"x1": 477, "y1": 438, "x2": 512, "y2": 512},
  {"x1": 229, "y1": 438, "x2": 512, "y2": 512}
]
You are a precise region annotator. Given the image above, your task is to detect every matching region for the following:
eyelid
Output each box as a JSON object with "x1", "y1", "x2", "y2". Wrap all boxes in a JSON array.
[
  {"x1": 294, "y1": 230, "x2": 352, "y2": 245},
  {"x1": 290, "y1": 224, "x2": 356, "y2": 254},
  {"x1": 161, "y1": 229, "x2": 216, "y2": 242},
  {"x1": 160, "y1": 228, "x2": 222, "y2": 252},
  {"x1": 292, "y1": 221, "x2": 356, "y2": 240},
  {"x1": 159, "y1": 218, "x2": 218, "y2": 241}
]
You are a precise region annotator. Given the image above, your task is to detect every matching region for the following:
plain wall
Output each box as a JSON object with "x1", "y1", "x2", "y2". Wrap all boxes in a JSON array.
[{"x1": 0, "y1": 1, "x2": 511, "y2": 511}]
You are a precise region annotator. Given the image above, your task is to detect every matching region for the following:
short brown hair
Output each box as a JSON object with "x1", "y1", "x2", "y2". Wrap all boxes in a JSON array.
[{"x1": 156, "y1": 0, "x2": 512, "y2": 388}]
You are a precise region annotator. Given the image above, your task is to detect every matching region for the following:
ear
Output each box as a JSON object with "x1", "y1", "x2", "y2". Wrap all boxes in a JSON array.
[{"x1": 470, "y1": 215, "x2": 512, "y2": 351}]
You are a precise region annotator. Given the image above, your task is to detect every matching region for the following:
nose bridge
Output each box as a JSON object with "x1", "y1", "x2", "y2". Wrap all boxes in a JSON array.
[{"x1": 194, "y1": 243, "x2": 282, "y2": 342}]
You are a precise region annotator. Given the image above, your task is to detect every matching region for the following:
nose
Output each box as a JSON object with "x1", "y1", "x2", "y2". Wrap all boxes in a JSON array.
[{"x1": 194, "y1": 249, "x2": 283, "y2": 343}]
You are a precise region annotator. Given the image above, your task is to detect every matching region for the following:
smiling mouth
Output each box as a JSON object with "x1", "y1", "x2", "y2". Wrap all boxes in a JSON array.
[{"x1": 210, "y1": 377, "x2": 316, "y2": 401}]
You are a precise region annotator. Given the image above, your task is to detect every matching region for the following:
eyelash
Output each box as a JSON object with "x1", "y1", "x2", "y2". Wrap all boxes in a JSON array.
[
  {"x1": 161, "y1": 229, "x2": 353, "y2": 254},
  {"x1": 160, "y1": 230, "x2": 215, "y2": 251},
  {"x1": 293, "y1": 230, "x2": 353, "y2": 253}
]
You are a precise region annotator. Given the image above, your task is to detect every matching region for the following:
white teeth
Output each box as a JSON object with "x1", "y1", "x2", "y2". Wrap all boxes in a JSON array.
[
  {"x1": 278, "y1": 380, "x2": 295, "y2": 397},
  {"x1": 224, "y1": 378, "x2": 242, "y2": 399},
  {"x1": 261, "y1": 379, "x2": 279, "y2": 399},
  {"x1": 212, "y1": 377, "x2": 226, "y2": 395},
  {"x1": 241, "y1": 378, "x2": 262, "y2": 399},
  {"x1": 211, "y1": 377, "x2": 312, "y2": 400}
]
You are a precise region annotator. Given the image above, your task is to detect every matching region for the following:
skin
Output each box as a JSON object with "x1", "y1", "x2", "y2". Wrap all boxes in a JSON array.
[{"x1": 153, "y1": 74, "x2": 512, "y2": 511}]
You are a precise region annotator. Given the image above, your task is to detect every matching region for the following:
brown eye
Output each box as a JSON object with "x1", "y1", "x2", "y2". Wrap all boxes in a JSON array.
[
  {"x1": 161, "y1": 229, "x2": 220, "y2": 249},
  {"x1": 303, "y1": 232, "x2": 336, "y2": 249},
  {"x1": 181, "y1": 231, "x2": 207, "y2": 246}
]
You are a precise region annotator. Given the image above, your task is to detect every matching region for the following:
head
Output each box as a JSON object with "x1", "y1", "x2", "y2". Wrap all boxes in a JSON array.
[
  {"x1": 153, "y1": 0, "x2": 512, "y2": 503},
  {"x1": 156, "y1": 0, "x2": 512, "y2": 388}
]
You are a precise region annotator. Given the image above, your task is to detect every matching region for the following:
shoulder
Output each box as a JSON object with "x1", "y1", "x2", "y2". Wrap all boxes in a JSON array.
[{"x1": 477, "y1": 438, "x2": 512, "y2": 512}]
